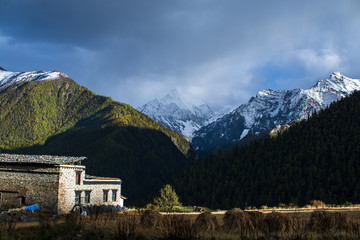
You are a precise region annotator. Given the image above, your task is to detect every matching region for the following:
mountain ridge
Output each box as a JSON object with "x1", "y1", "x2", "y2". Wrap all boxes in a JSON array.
[
  {"x1": 192, "y1": 72, "x2": 360, "y2": 156},
  {"x1": 0, "y1": 68, "x2": 70, "y2": 92},
  {"x1": 137, "y1": 88, "x2": 219, "y2": 139}
]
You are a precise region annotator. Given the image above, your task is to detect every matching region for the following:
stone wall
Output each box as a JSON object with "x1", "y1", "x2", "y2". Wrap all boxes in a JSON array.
[
  {"x1": 0, "y1": 192, "x2": 21, "y2": 209},
  {"x1": 0, "y1": 164, "x2": 60, "y2": 213},
  {"x1": 0, "y1": 163, "x2": 123, "y2": 215}
]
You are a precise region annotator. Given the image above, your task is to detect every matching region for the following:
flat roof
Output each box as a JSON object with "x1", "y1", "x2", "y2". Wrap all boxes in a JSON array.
[
  {"x1": 85, "y1": 174, "x2": 121, "y2": 181},
  {"x1": 0, "y1": 153, "x2": 87, "y2": 165}
]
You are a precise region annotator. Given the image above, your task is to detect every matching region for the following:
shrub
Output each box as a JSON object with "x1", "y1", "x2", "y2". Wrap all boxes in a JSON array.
[
  {"x1": 140, "y1": 210, "x2": 162, "y2": 228},
  {"x1": 146, "y1": 203, "x2": 160, "y2": 211},
  {"x1": 308, "y1": 211, "x2": 349, "y2": 238},
  {"x1": 264, "y1": 212, "x2": 290, "y2": 236},
  {"x1": 193, "y1": 211, "x2": 219, "y2": 232},
  {"x1": 223, "y1": 208, "x2": 255, "y2": 235},
  {"x1": 162, "y1": 214, "x2": 198, "y2": 239},
  {"x1": 278, "y1": 203, "x2": 287, "y2": 208},
  {"x1": 310, "y1": 200, "x2": 326, "y2": 209},
  {"x1": 288, "y1": 202, "x2": 297, "y2": 208}
]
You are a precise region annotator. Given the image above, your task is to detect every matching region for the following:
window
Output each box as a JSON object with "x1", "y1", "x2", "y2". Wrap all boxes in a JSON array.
[
  {"x1": 112, "y1": 190, "x2": 117, "y2": 202},
  {"x1": 85, "y1": 191, "x2": 91, "y2": 204},
  {"x1": 75, "y1": 191, "x2": 81, "y2": 204},
  {"x1": 76, "y1": 171, "x2": 82, "y2": 185},
  {"x1": 103, "y1": 190, "x2": 109, "y2": 202},
  {"x1": 20, "y1": 196, "x2": 25, "y2": 205}
]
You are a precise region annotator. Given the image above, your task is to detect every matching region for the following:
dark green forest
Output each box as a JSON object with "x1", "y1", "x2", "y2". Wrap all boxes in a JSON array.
[
  {"x1": 0, "y1": 79, "x2": 193, "y2": 206},
  {"x1": 174, "y1": 91, "x2": 360, "y2": 209}
]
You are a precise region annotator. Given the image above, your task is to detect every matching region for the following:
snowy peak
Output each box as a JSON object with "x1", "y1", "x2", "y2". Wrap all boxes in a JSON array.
[
  {"x1": 303, "y1": 72, "x2": 360, "y2": 108},
  {"x1": 137, "y1": 89, "x2": 219, "y2": 139},
  {"x1": 0, "y1": 68, "x2": 69, "y2": 92},
  {"x1": 159, "y1": 88, "x2": 200, "y2": 113},
  {"x1": 192, "y1": 73, "x2": 360, "y2": 155},
  {"x1": 311, "y1": 72, "x2": 360, "y2": 95},
  {"x1": 237, "y1": 72, "x2": 360, "y2": 127},
  {"x1": 161, "y1": 89, "x2": 185, "y2": 106}
]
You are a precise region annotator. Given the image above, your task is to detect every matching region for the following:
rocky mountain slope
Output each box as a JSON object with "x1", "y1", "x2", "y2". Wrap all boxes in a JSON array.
[
  {"x1": 0, "y1": 67, "x2": 193, "y2": 205},
  {"x1": 137, "y1": 89, "x2": 219, "y2": 139},
  {"x1": 192, "y1": 72, "x2": 360, "y2": 155}
]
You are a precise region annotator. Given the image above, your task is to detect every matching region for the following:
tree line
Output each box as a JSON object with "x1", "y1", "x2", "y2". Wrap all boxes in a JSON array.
[{"x1": 174, "y1": 91, "x2": 360, "y2": 209}]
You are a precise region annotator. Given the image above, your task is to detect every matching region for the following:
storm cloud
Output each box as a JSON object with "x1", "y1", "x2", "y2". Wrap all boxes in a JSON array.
[{"x1": 1, "y1": 0, "x2": 359, "y2": 110}]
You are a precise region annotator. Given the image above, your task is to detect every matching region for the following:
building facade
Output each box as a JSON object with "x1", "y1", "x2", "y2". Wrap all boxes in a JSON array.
[{"x1": 0, "y1": 154, "x2": 124, "y2": 214}]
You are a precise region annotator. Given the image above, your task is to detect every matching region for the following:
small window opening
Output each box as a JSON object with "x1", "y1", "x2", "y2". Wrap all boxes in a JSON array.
[
  {"x1": 76, "y1": 171, "x2": 82, "y2": 185},
  {"x1": 85, "y1": 191, "x2": 91, "y2": 204},
  {"x1": 20, "y1": 196, "x2": 25, "y2": 205},
  {"x1": 103, "y1": 190, "x2": 109, "y2": 202},
  {"x1": 75, "y1": 191, "x2": 81, "y2": 204},
  {"x1": 112, "y1": 190, "x2": 117, "y2": 202}
]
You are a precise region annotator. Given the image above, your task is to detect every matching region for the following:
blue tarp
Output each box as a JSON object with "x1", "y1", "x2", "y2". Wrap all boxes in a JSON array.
[{"x1": 25, "y1": 203, "x2": 39, "y2": 212}]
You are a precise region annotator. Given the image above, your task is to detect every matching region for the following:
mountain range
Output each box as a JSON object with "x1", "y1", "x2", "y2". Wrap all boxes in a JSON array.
[
  {"x1": 137, "y1": 89, "x2": 219, "y2": 139},
  {"x1": 0, "y1": 67, "x2": 193, "y2": 205},
  {"x1": 2, "y1": 65, "x2": 360, "y2": 208},
  {"x1": 174, "y1": 90, "x2": 360, "y2": 209},
  {"x1": 191, "y1": 72, "x2": 360, "y2": 155}
]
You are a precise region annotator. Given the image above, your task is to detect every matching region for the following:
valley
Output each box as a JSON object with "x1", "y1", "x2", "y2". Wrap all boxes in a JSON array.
[{"x1": 1, "y1": 67, "x2": 360, "y2": 211}]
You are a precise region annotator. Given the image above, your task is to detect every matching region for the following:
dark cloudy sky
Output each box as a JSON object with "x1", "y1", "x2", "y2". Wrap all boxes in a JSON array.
[{"x1": 1, "y1": 0, "x2": 359, "y2": 111}]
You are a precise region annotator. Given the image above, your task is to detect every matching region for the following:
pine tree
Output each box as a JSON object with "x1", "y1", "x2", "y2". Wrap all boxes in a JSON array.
[{"x1": 154, "y1": 184, "x2": 181, "y2": 211}]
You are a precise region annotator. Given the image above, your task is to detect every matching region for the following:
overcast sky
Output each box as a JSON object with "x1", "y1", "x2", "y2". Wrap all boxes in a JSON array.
[{"x1": 1, "y1": 0, "x2": 359, "y2": 111}]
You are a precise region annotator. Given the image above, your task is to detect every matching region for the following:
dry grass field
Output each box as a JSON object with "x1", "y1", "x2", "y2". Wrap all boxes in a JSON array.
[{"x1": 2, "y1": 207, "x2": 360, "y2": 239}]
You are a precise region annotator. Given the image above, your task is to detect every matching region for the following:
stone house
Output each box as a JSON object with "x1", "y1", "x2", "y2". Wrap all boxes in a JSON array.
[{"x1": 0, "y1": 153, "x2": 125, "y2": 214}]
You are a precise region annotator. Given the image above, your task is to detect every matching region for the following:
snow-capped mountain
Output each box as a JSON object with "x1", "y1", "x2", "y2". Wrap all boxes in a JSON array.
[
  {"x1": 0, "y1": 67, "x2": 69, "y2": 92},
  {"x1": 192, "y1": 72, "x2": 360, "y2": 155},
  {"x1": 137, "y1": 89, "x2": 219, "y2": 139}
]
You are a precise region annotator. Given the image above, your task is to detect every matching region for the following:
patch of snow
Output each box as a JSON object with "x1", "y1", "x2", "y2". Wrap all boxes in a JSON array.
[
  {"x1": 0, "y1": 69, "x2": 67, "y2": 92},
  {"x1": 240, "y1": 129, "x2": 249, "y2": 140},
  {"x1": 181, "y1": 120, "x2": 197, "y2": 139}
]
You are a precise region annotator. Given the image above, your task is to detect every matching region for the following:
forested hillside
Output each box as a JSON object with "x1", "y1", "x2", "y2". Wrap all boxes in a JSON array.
[
  {"x1": 174, "y1": 91, "x2": 360, "y2": 209},
  {"x1": 0, "y1": 79, "x2": 193, "y2": 205}
]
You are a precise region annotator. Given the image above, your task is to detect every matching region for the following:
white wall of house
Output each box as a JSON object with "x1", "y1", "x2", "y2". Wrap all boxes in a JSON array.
[
  {"x1": 58, "y1": 164, "x2": 122, "y2": 214},
  {"x1": 82, "y1": 179, "x2": 122, "y2": 206},
  {"x1": 58, "y1": 165, "x2": 86, "y2": 214}
]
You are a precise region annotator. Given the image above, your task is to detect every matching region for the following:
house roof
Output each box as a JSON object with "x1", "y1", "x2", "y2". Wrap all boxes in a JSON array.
[
  {"x1": 0, "y1": 153, "x2": 87, "y2": 165},
  {"x1": 85, "y1": 174, "x2": 121, "y2": 181}
]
